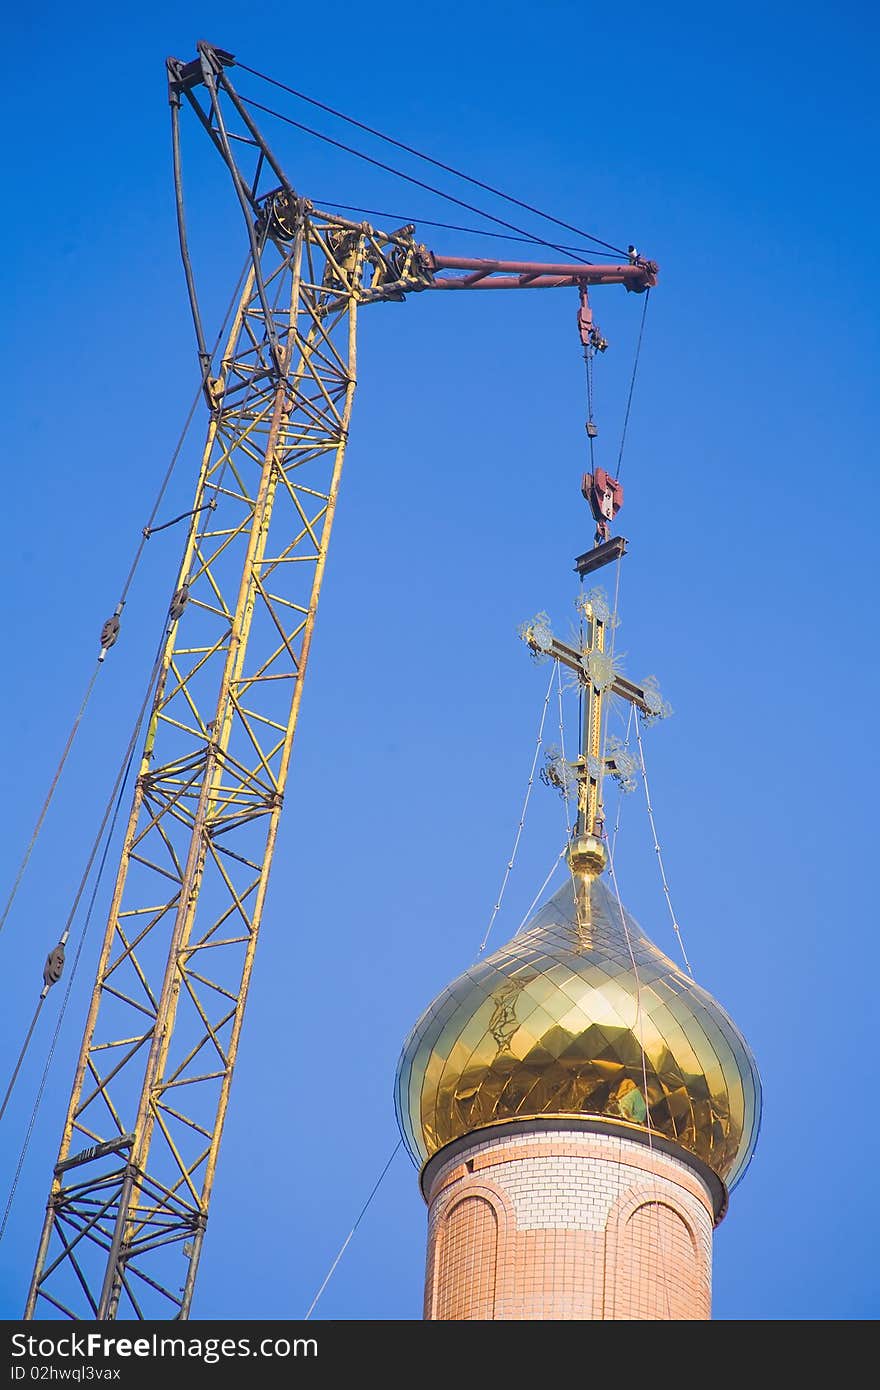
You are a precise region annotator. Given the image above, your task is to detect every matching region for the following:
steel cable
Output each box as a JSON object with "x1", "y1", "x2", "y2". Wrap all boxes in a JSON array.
[
  {"x1": 0, "y1": 999, "x2": 46, "y2": 1128},
  {"x1": 304, "y1": 1140, "x2": 402, "y2": 1319},
  {"x1": 313, "y1": 202, "x2": 604, "y2": 255},
  {"x1": 0, "y1": 260, "x2": 248, "y2": 942},
  {"x1": 236, "y1": 63, "x2": 630, "y2": 258},
  {"x1": 635, "y1": 717, "x2": 694, "y2": 976},
  {"x1": 615, "y1": 289, "x2": 650, "y2": 481},
  {"x1": 240, "y1": 93, "x2": 607, "y2": 267},
  {"x1": 605, "y1": 834, "x2": 673, "y2": 1319},
  {"x1": 0, "y1": 630, "x2": 165, "y2": 1241},
  {"x1": 512, "y1": 845, "x2": 568, "y2": 940},
  {"x1": 478, "y1": 662, "x2": 557, "y2": 955},
  {"x1": 0, "y1": 668, "x2": 99, "y2": 936}
]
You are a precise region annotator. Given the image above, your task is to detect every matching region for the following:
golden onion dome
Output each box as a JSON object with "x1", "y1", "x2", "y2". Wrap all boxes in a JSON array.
[{"x1": 395, "y1": 871, "x2": 761, "y2": 1189}]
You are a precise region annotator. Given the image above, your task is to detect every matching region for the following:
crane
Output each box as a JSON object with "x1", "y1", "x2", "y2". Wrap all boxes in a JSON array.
[{"x1": 22, "y1": 40, "x2": 657, "y2": 1321}]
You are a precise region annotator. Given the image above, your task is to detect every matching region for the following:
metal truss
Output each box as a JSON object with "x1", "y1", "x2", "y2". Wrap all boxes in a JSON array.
[{"x1": 25, "y1": 42, "x2": 655, "y2": 1320}]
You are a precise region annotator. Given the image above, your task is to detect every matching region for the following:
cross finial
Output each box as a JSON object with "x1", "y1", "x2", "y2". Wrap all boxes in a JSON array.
[{"x1": 520, "y1": 560, "x2": 671, "y2": 882}]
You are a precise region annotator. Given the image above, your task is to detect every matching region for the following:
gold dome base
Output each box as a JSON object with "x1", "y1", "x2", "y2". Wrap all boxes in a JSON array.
[{"x1": 419, "y1": 1113, "x2": 729, "y2": 1222}]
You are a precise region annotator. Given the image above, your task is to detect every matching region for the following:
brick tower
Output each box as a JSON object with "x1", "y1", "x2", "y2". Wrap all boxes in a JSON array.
[
  {"x1": 394, "y1": 588, "x2": 761, "y2": 1321},
  {"x1": 420, "y1": 1125, "x2": 718, "y2": 1320}
]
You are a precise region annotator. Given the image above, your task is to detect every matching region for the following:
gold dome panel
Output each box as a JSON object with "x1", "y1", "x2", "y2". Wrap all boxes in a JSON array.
[{"x1": 395, "y1": 876, "x2": 761, "y2": 1188}]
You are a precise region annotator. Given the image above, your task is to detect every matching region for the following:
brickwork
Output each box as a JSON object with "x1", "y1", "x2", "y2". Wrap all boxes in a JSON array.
[
  {"x1": 434, "y1": 1194, "x2": 498, "y2": 1319},
  {"x1": 423, "y1": 1127, "x2": 714, "y2": 1320}
]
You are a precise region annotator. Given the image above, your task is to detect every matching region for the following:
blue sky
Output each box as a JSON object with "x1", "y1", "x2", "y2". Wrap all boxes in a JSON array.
[{"x1": 0, "y1": 0, "x2": 877, "y2": 1321}]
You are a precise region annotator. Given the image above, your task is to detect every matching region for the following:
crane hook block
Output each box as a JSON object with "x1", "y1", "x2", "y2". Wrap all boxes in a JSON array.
[
  {"x1": 582, "y1": 469, "x2": 624, "y2": 545},
  {"x1": 43, "y1": 943, "x2": 65, "y2": 989},
  {"x1": 577, "y1": 292, "x2": 593, "y2": 347},
  {"x1": 169, "y1": 585, "x2": 190, "y2": 622},
  {"x1": 99, "y1": 615, "x2": 121, "y2": 657},
  {"x1": 577, "y1": 286, "x2": 608, "y2": 352}
]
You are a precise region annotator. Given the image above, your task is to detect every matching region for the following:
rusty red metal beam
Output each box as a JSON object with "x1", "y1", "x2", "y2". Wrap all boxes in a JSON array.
[
  {"x1": 428, "y1": 253, "x2": 657, "y2": 292},
  {"x1": 431, "y1": 273, "x2": 616, "y2": 290}
]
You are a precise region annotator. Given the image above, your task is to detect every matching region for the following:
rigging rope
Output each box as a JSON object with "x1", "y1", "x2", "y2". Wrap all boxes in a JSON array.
[
  {"x1": 304, "y1": 1140, "x2": 402, "y2": 1319},
  {"x1": 615, "y1": 289, "x2": 650, "y2": 481},
  {"x1": 0, "y1": 999, "x2": 45, "y2": 1128},
  {"x1": 512, "y1": 844, "x2": 568, "y2": 940},
  {"x1": 314, "y1": 202, "x2": 601, "y2": 255},
  {"x1": 236, "y1": 63, "x2": 630, "y2": 258},
  {"x1": 580, "y1": 300, "x2": 672, "y2": 1311},
  {"x1": 590, "y1": 551, "x2": 624, "y2": 801},
  {"x1": 605, "y1": 831, "x2": 673, "y2": 1319},
  {"x1": 0, "y1": 630, "x2": 165, "y2": 1240},
  {"x1": 609, "y1": 552, "x2": 623, "y2": 658},
  {"x1": 556, "y1": 660, "x2": 572, "y2": 843},
  {"x1": 0, "y1": 260, "x2": 248, "y2": 943},
  {"x1": 300, "y1": 682, "x2": 604, "y2": 1313},
  {"x1": 478, "y1": 662, "x2": 556, "y2": 955},
  {"x1": 306, "y1": 655, "x2": 568, "y2": 1314},
  {"x1": 0, "y1": 667, "x2": 99, "y2": 937},
  {"x1": 635, "y1": 718, "x2": 694, "y2": 977},
  {"x1": 606, "y1": 839, "x2": 651, "y2": 1139},
  {"x1": 584, "y1": 345, "x2": 597, "y2": 473},
  {"x1": 240, "y1": 94, "x2": 606, "y2": 267},
  {"x1": 610, "y1": 704, "x2": 635, "y2": 860}
]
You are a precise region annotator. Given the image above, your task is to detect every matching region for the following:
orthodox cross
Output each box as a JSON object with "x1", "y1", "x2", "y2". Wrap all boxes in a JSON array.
[{"x1": 519, "y1": 543, "x2": 670, "y2": 878}]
